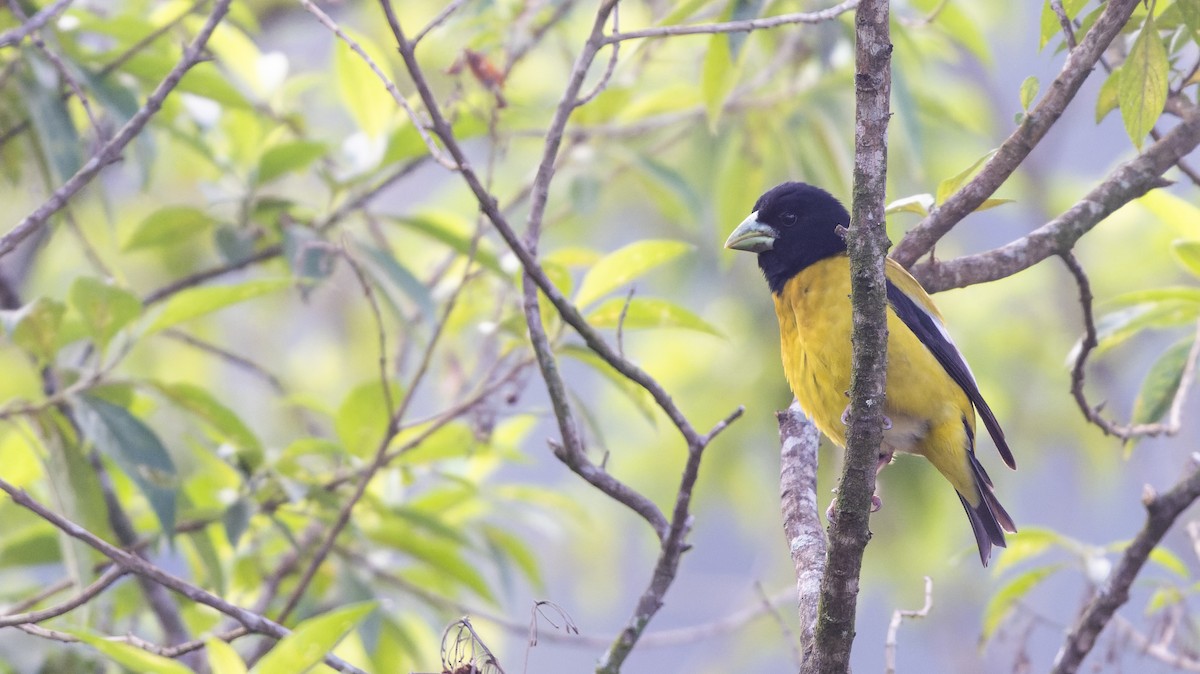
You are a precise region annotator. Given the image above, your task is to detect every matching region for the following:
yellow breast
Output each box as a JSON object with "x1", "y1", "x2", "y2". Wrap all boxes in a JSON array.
[{"x1": 773, "y1": 255, "x2": 974, "y2": 489}]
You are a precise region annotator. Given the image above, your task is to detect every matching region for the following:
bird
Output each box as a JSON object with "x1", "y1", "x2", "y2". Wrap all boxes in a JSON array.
[{"x1": 724, "y1": 181, "x2": 1016, "y2": 566}]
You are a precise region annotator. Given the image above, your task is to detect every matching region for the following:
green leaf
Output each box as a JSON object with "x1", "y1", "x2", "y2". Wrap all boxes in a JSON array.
[
  {"x1": 123, "y1": 206, "x2": 216, "y2": 252},
  {"x1": 1086, "y1": 302, "x2": 1200, "y2": 354},
  {"x1": 700, "y1": 34, "x2": 736, "y2": 131},
  {"x1": 256, "y1": 141, "x2": 327, "y2": 185},
  {"x1": 576, "y1": 240, "x2": 692, "y2": 308},
  {"x1": 936, "y1": 149, "x2": 996, "y2": 205},
  {"x1": 223, "y1": 496, "x2": 252, "y2": 547},
  {"x1": 1178, "y1": 0, "x2": 1200, "y2": 44},
  {"x1": 1149, "y1": 546, "x2": 1191, "y2": 578},
  {"x1": 76, "y1": 396, "x2": 177, "y2": 534},
  {"x1": 1118, "y1": 14, "x2": 1169, "y2": 149},
  {"x1": 3, "y1": 297, "x2": 66, "y2": 363},
  {"x1": 336, "y1": 380, "x2": 402, "y2": 457},
  {"x1": 1171, "y1": 240, "x2": 1200, "y2": 278},
  {"x1": 1040, "y1": 0, "x2": 1090, "y2": 50},
  {"x1": 0, "y1": 524, "x2": 60, "y2": 568},
  {"x1": 20, "y1": 72, "x2": 82, "y2": 183},
  {"x1": 69, "y1": 278, "x2": 141, "y2": 349},
  {"x1": 334, "y1": 28, "x2": 395, "y2": 138},
  {"x1": 586, "y1": 297, "x2": 722, "y2": 336},
  {"x1": 991, "y1": 527, "x2": 1067, "y2": 576},
  {"x1": 76, "y1": 632, "x2": 193, "y2": 674},
  {"x1": 206, "y1": 638, "x2": 248, "y2": 674},
  {"x1": 983, "y1": 565, "x2": 1062, "y2": 641},
  {"x1": 483, "y1": 525, "x2": 544, "y2": 592},
  {"x1": 976, "y1": 198, "x2": 1014, "y2": 212},
  {"x1": 1019, "y1": 75, "x2": 1039, "y2": 111},
  {"x1": 1107, "y1": 287, "x2": 1200, "y2": 308},
  {"x1": 885, "y1": 194, "x2": 934, "y2": 217},
  {"x1": 358, "y1": 243, "x2": 436, "y2": 319},
  {"x1": 560, "y1": 344, "x2": 656, "y2": 424},
  {"x1": 1146, "y1": 586, "x2": 1184, "y2": 614},
  {"x1": 250, "y1": 602, "x2": 376, "y2": 674},
  {"x1": 1096, "y1": 69, "x2": 1121, "y2": 123},
  {"x1": 154, "y1": 382, "x2": 263, "y2": 468},
  {"x1": 146, "y1": 279, "x2": 292, "y2": 334},
  {"x1": 368, "y1": 526, "x2": 495, "y2": 602},
  {"x1": 391, "y1": 214, "x2": 505, "y2": 276},
  {"x1": 1131, "y1": 337, "x2": 1195, "y2": 427}
]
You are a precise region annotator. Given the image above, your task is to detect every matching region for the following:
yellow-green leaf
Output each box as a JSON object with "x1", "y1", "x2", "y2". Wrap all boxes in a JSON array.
[
  {"x1": 936, "y1": 149, "x2": 996, "y2": 205},
  {"x1": 1149, "y1": 546, "x2": 1191, "y2": 578},
  {"x1": 123, "y1": 206, "x2": 215, "y2": 252},
  {"x1": 1171, "y1": 240, "x2": 1200, "y2": 278},
  {"x1": 575, "y1": 240, "x2": 692, "y2": 308},
  {"x1": 69, "y1": 278, "x2": 141, "y2": 349},
  {"x1": 1118, "y1": 14, "x2": 1168, "y2": 149},
  {"x1": 206, "y1": 638, "x2": 248, "y2": 674},
  {"x1": 983, "y1": 564, "x2": 1062, "y2": 641},
  {"x1": 146, "y1": 279, "x2": 292, "y2": 334},
  {"x1": 1096, "y1": 69, "x2": 1121, "y2": 123},
  {"x1": 334, "y1": 28, "x2": 394, "y2": 138},
  {"x1": 1131, "y1": 337, "x2": 1194, "y2": 429},
  {"x1": 586, "y1": 297, "x2": 722, "y2": 336},
  {"x1": 251, "y1": 602, "x2": 376, "y2": 674},
  {"x1": 336, "y1": 380, "x2": 402, "y2": 457},
  {"x1": 991, "y1": 527, "x2": 1067, "y2": 576},
  {"x1": 700, "y1": 34, "x2": 736, "y2": 131},
  {"x1": 885, "y1": 194, "x2": 934, "y2": 217},
  {"x1": 256, "y1": 140, "x2": 327, "y2": 185},
  {"x1": 1019, "y1": 75, "x2": 1039, "y2": 111},
  {"x1": 76, "y1": 633, "x2": 193, "y2": 674},
  {"x1": 3, "y1": 297, "x2": 65, "y2": 363}
]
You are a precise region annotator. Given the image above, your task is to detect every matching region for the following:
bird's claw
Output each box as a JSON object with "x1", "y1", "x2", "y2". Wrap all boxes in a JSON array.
[{"x1": 839, "y1": 405, "x2": 893, "y2": 430}]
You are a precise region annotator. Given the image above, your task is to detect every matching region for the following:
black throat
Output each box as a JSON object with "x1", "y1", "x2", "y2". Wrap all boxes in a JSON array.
[{"x1": 758, "y1": 236, "x2": 846, "y2": 294}]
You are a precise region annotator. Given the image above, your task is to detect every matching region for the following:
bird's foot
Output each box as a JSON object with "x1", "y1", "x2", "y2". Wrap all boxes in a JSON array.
[
  {"x1": 840, "y1": 405, "x2": 892, "y2": 430},
  {"x1": 825, "y1": 490, "x2": 884, "y2": 522}
]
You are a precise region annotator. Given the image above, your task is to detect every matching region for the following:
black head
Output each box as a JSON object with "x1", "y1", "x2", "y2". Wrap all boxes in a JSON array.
[{"x1": 724, "y1": 182, "x2": 850, "y2": 294}]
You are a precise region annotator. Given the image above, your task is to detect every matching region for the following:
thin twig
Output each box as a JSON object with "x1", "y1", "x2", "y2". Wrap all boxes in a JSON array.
[
  {"x1": 0, "y1": 566, "x2": 128, "y2": 627},
  {"x1": 892, "y1": 0, "x2": 1141, "y2": 268},
  {"x1": 884, "y1": 576, "x2": 934, "y2": 674},
  {"x1": 1062, "y1": 252, "x2": 1200, "y2": 439},
  {"x1": 604, "y1": 0, "x2": 859, "y2": 44},
  {"x1": 911, "y1": 102, "x2": 1200, "y2": 293},
  {"x1": 412, "y1": 0, "x2": 470, "y2": 46},
  {"x1": 0, "y1": 477, "x2": 367, "y2": 673},
  {"x1": 1050, "y1": 459, "x2": 1200, "y2": 674},
  {"x1": 298, "y1": 0, "x2": 456, "y2": 170},
  {"x1": 0, "y1": 0, "x2": 234, "y2": 259},
  {"x1": 0, "y1": 0, "x2": 75, "y2": 48}
]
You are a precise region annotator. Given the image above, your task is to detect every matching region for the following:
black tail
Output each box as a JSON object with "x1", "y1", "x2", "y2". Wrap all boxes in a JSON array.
[{"x1": 958, "y1": 452, "x2": 1017, "y2": 566}]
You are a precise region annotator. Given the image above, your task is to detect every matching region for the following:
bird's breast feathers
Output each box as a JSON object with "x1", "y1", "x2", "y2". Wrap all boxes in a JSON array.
[{"x1": 773, "y1": 255, "x2": 973, "y2": 458}]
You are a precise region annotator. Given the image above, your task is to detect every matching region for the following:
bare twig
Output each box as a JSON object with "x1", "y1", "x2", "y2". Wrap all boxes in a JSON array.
[
  {"x1": 0, "y1": 0, "x2": 75, "y2": 48},
  {"x1": 574, "y1": 3, "x2": 620, "y2": 108},
  {"x1": 884, "y1": 576, "x2": 934, "y2": 674},
  {"x1": 0, "y1": 0, "x2": 234, "y2": 260},
  {"x1": 777, "y1": 402, "x2": 825, "y2": 665},
  {"x1": 411, "y1": 0, "x2": 470, "y2": 46},
  {"x1": 1049, "y1": 0, "x2": 1078, "y2": 50},
  {"x1": 297, "y1": 0, "x2": 455, "y2": 170},
  {"x1": 1062, "y1": 252, "x2": 1200, "y2": 439},
  {"x1": 1111, "y1": 614, "x2": 1200, "y2": 672},
  {"x1": 892, "y1": 0, "x2": 1140, "y2": 268},
  {"x1": 1050, "y1": 460, "x2": 1200, "y2": 673},
  {"x1": 604, "y1": 0, "x2": 859, "y2": 44},
  {"x1": 807, "y1": 1, "x2": 892, "y2": 671},
  {"x1": 910, "y1": 102, "x2": 1200, "y2": 293},
  {"x1": 0, "y1": 566, "x2": 128, "y2": 627},
  {"x1": 0, "y1": 477, "x2": 367, "y2": 673}
]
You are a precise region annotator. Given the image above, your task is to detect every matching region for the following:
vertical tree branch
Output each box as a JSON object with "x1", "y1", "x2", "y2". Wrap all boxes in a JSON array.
[
  {"x1": 809, "y1": 1, "x2": 891, "y2": 671},
  {"x1": 777, "y1": 402, "x2": 825, "y2": 663}
]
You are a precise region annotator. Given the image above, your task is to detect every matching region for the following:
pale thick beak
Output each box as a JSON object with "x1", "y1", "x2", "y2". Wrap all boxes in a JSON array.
[{"x1": 724, "y1": 212, "x2": 777, "y2": 252}]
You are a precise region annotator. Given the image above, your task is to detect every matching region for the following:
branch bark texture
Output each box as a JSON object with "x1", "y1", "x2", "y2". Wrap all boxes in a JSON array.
[
  {"x1": 1050, "y1": 464, "x2": 1200, "y2": 674},
  {"x1": 777, "y1": 402, "x2": 825, "y2": 664},
  {"x1": 809, "y1": 1, "x2": 891, "y2": 672},
  {"x1": 911, "y1": 102, "x2": 1200, "y2": 293},
  {"x1": 891, "y1": 0, "x2": 1139, "y2": 268}
]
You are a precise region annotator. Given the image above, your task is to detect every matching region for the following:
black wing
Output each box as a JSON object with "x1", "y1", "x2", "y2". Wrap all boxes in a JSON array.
[{"x1": 886, "y1": 280, "x2": 1016, "y2": 470}]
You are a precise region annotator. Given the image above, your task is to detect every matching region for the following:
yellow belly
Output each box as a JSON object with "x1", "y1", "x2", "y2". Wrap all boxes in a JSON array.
[{"x1": 774, "y1": 255, "x2": 975, "y2": 495}]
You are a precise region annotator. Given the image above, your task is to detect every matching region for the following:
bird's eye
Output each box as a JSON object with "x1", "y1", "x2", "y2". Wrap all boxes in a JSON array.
[{"x1": 781, "y1": 212, "x2": 798, "y2": 227}]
